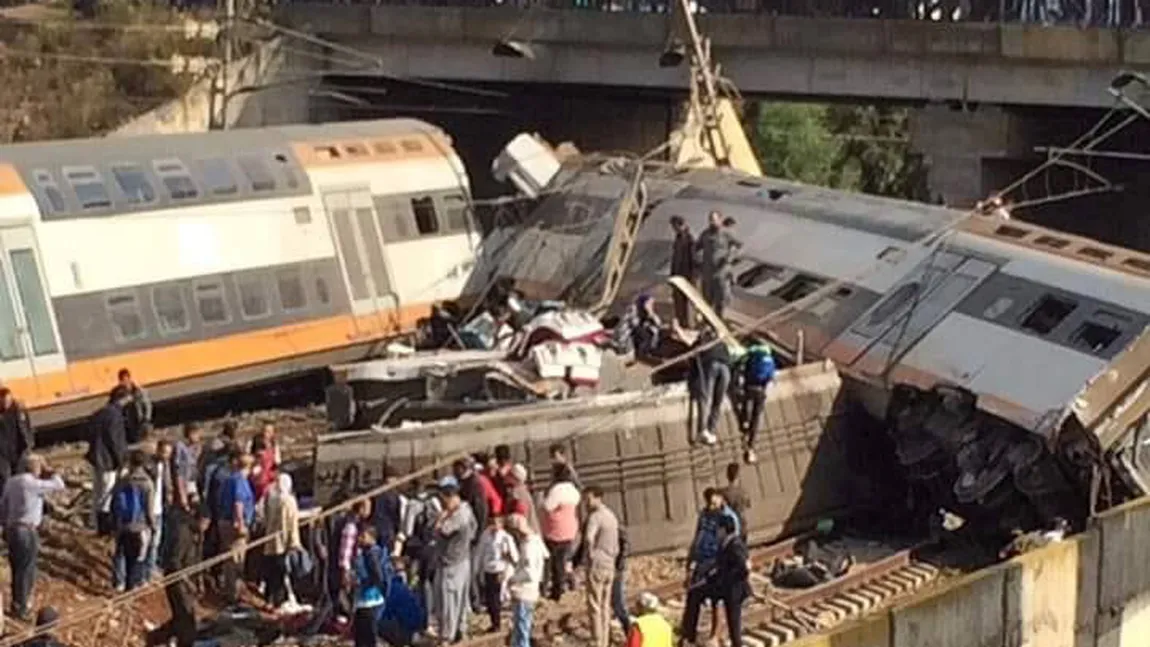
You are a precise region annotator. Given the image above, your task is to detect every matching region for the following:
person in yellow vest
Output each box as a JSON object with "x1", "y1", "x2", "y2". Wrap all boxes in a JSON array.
[{"x1": 625, "y1": 592, "x2": 673, "y2": 647}]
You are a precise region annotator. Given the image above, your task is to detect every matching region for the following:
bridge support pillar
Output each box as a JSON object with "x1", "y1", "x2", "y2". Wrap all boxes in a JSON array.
[{"x1": 908, "y1": 103, "x2": 1031, "y2": 209}]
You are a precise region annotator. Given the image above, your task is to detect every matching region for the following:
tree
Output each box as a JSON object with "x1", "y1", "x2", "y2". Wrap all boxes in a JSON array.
[{"x1": 747, "y1": 101, "x2": 932, "y2": 202}]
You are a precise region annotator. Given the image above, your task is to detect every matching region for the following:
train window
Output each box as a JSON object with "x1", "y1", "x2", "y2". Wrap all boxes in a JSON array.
[
  {"x1": 1020, "y1": 294, "x2": 1077, "y2": 335},
  {"x1": 411, "y1": 197, "x2": 439, "y2": 235},
  {"x1": 400, "y1": 139, "x2": 423, "y2": 153},
  {"x1": 105, "y1": 293, "x2": 147, "y2": 342},
  {"x1": 151, "y1": 285, "x2": 190, "y2": 334},
  {"x1": 315, "y1": 277, "x2": 331, "y2": 305},
  {"x1": 372, "y1": 141, "x2": 397, "y2": 155},
  {"x1": 1070, "y1": 311, "x2": 1129, "y2": 354},
  {"x1": 9, "y1": 250, "x2": 57, "y2": 356},
  {"x1": 63, "y1": 167, "x2": 111, "y2": 210},
  {"x1": 1078, "y1": 246, "x2": 1114, "y2": 261},
  {"x1": 314, "y1": 145, "x2": 341, "y2": 160},
  {"x1": 293, "y1": 207, "x2": 312, "y2": 225},
  {"x1": 995, "y1": 225, "x2": 1029, "y2": 239},
  {"x1": 877, "y1": 246, "x2": 905, "y2": 263},
  {"x1": 344, "y1": 143, "x2": 369, "y2": 157},
  {"x1": 771, "y1": 274, "x2": 827, "y2": 303},
  {"x1": 33, "y1": 170, "x2": 66, "y2": 214},
  {"x1": 153, "y1": 160, "x2": 199, "y2": 201},
  {"x1": 195, "y1": 159, "x2": 239, "y2": 196},
  {"x1": 374, "y1": 197, "x2": 414, "y2": 241},
  {"x1": 1124, "y1": 257, "x2": 1150, "y2": 273},
  {"x1": 273, "y1": 154, "x2": 300, "y2": 190},
  {"x1": 736, "y1": 263, "x2": 785, "y2": 289},
  {"x1": 443, "y1": 194, "x2": 469, "y2": 232},
  {"x1": 194, "y1": 282, "x2": 230, "y2": 325},
  {"x1": 111, "y1": 164, "x2": 157, "y2": 205},
  {"x1": 237, "y1": 156, "x2": 276, "y2": 193},
  {"x1": 236, "y1": 275, "x2": 271, "y2": 320},
  {"x1": 277, "y1": 269, "x2": 307, "y2": 312},
  {"x1": 1034, "y1": 235, "x2": 1070, "y2": 250}
]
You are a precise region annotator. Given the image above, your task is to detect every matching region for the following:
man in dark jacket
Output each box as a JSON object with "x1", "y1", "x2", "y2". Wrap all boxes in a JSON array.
[
  {"x1": 114, "y1": 368, "x2": 153, "y2": 445},
  {"x1": 372, "y1": 465, "x2": 404, "y2": 553},
  {"x1": 679, "y1": 515, "x2": 749, "y2": 647},
  {"x1": 160, "y1": 503, "x2": 201, "y2": 647},
  {"x1": 669, "y1": 215, "x2": 696, "y2": 327},
  {"x1": 611, "y1": 526, "x2": 631, "y2": 634},
  {"x1": 88, "y1": 386, "x2": 132, "y2": 536},
  {"x1": 693, "y1": 211, "x2": 742, "y2": 318},
  {"x1": 0, "y1": 388, "x2": 32, "y2": 494},
  {"x1": 452, "y1": 458, "x2": 488, "y2": 612}
]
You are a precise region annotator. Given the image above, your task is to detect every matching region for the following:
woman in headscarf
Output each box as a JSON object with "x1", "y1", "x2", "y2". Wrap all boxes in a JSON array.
[{"x1": 262, "y1": 472, "x2": 302, "y2": 608}]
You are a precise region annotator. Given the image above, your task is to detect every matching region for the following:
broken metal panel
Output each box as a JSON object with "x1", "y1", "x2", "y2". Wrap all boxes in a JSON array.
[
  {"x1": 491, "y1": 133, "x2": 561, "y2": 199},
  {"x1": 1073, "y1": 326, "x2": 1150, "y2": 446},
  {"x1": 313, "y1": 361, "x2": 857, "y2": 553}
]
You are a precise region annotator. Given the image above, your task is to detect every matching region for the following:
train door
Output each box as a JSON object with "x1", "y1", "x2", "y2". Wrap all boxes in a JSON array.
[
  {"x1": 0, "y1": 226, "x2": 65, "y2": 383},
  {"x1": 321, "y1": 189, "x2": 398, "y2": 318}
]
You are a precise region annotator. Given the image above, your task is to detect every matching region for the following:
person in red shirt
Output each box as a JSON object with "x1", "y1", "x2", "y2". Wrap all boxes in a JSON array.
[
  {"x1": 475, "y1": 453, "x2": 504, "y2": 517},
  {"x1": 493, "y1": 445, "x2": 514, "y2": 501}
]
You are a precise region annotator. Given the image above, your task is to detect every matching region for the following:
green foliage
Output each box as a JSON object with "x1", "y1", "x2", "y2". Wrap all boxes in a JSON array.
[
  {"x1": 0, "y1": 4, "x2": 209, "y2": 142},
  {"x1": 748, "y1": 101, "x2": 932, "y2": 202}
]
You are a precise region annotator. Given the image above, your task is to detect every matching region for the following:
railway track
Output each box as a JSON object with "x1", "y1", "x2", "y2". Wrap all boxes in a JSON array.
[{"x1": 460, "y1": 535, "x2": 939, "y2": 647}]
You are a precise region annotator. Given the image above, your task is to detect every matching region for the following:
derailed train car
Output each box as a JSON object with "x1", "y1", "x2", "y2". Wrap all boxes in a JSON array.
[{"x1": 467, "y1": 152, "x2": 1150, "y2": 537}]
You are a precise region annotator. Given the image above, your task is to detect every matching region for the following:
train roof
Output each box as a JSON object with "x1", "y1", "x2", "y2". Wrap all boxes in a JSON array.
[{"x1": 0, "y1": 118, "x2": 446, "y2": 166}]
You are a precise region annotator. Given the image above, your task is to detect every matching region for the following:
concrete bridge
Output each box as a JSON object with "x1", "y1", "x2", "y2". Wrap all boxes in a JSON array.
[{"x1": 281, "y1": 3, "x2": 1148, "y2": 108}]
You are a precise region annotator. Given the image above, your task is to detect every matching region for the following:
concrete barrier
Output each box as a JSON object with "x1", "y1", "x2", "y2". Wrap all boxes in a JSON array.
[
  {"x1": 109, "y1": 36, "x2": 315, "y2": 136},
  {"x1": 807, "y1": 495, "x2": 1150, "y2": 647},
  {"x1": 312, "y1": 360, "x2": 873, "y2": 556}
]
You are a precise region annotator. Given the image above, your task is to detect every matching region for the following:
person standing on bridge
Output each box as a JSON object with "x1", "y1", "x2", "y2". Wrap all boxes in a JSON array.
[
  {"x1": 693, "y1": 211, "x2": 742, "y2": 318},
  {"x1": 669, "y1": 215, "x2": 696, "y2": 327},
  {"x1": 114, "y1": 368, "x2": 153, "y2": 445},
  {"x1": 88, "y1": 386, "x2": 132, "y2": 536},
  {"x1": 0, "y1": 453, "x2": 64, "y2": 621},
  {"x1": 0, "y1": 388, "x2": 33, "y2": 496}
]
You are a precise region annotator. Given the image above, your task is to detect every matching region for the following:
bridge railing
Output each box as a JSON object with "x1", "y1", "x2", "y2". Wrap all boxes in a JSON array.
[{"x1": 288, "y1": 0, "x2": 1149, "y2": 29}]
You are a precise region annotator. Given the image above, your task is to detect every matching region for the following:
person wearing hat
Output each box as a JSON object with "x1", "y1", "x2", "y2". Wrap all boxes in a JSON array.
[
  {"x1": 505, "y1": 464, "x2": 539, "y2": 533},
  {"x1": 624, "y1": 593, "x2": 672, "y2": 647},
  {"x1": 736, "y1": 338, "x2": 775, "y2": 464}
]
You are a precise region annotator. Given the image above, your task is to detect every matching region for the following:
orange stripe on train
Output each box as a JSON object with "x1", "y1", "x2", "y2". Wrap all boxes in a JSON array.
[{"x1": 5, "y1": 302, "x2": 432, "y2": 410}]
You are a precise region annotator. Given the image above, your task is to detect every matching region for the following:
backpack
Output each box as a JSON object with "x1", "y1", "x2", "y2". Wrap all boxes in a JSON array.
[
  {"x1": 112, "y1": 482, "x2": 147, "y2": 528},
  {"x1": 744, "y1": 347, "x2": 776, "y2": 386}
]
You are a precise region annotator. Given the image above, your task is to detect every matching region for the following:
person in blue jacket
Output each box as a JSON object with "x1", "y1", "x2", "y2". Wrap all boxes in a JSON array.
[
  {"x1": 353, "y1": 525, "x2": 389, "y2": 647},
  {"x1": 737, "y1": 339, "x2": 776, "y2": 464}
]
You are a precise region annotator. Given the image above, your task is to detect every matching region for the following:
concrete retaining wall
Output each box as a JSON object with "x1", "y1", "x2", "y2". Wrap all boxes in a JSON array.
[
  {"x1": 109, "y1": 36, "x2": 316, "y2": 136},
  {"x1": 800, "y1": 495, "x2": 1150, "y2": 647},
  {"x1": 313, "y1": 360, "x2": 877, "y2": 556}
]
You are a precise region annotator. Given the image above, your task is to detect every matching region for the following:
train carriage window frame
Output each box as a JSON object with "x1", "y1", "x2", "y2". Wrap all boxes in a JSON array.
[
  {"x1": 237, "y1": 156, "x2": 277, "y2": 193},
  {"x1": 1019, "y1": 293, "x2": 1077, "y2": 336},
  {"x1": 736, "y1": 263, "x2": 786, "y2": 290},
  {"x1": 1069, "y1": 310, "x2": 1129, "y2": 355},
  {"x1": 771, "y1": 273, "x2": 828, "y2": 303},
  {"x1": 276, "y1": 268, "x2": 308, "y2": 313},
  {"x1": 194, "y1": 158, "x2": 240, "y2": 197},
  {"x1": 151, "y1": 284, "x2": 191, "y2": 335},
  {"x1": 111, "y1": 163, "x2": 157, "y2": 206},
  {"x1": 235, "y1": 274, "x2": 272, "y2": 321},
  {"x1": 193, "y1": 280, "x2": 231, "y2": 326},
  {"x1": 441, "y1": 194, "x2": 470, "y2": 233},
  {"x1": 32, "y1": 170, "x2": 67, "y2": 215},
  {"x1": 105, "y1": 292, "x2": 148, "y2": 343},
  {"x1": 411, "y1": 196, "x2": 440, "y2": 236},
  {"x1": 62, "y1": 166, "x2": 112, "y2": 211},
  {"x1": 153, "y1": 159, "x2": 200, "y2": 201},
  {"x1": 372, "y1": 196, "x2": 414, "y2": 241}
]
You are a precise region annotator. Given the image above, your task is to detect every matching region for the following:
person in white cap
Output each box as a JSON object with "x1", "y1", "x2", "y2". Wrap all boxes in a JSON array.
[
  {"x1": 506, "y1": 512, "x2": 548, "y2": 647},
  {"x1": 625, "y1": 592, "x2": 672, "y2": 647}
]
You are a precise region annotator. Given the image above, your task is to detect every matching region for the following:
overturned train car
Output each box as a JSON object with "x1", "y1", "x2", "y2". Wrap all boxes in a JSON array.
[
  {"x1": 314, "y1": 361, "x2": 899, "y2": 552},
  {"x1": 466, "y1": 156, "x2": 1150, "y2": 536}
]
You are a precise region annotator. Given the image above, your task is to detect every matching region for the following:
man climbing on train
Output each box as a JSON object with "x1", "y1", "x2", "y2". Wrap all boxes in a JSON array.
[
  {"x1": 114, "y1": 368, "x2": 153, "y2": 445},
  {"x1": 736, "y1": 339, "x2": 776, "y2": 464}
]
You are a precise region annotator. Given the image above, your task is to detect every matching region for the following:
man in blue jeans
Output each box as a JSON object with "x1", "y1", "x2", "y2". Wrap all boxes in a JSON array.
[{"x1": 0, "y1": 454, "x2": 65, "y2": 620}]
